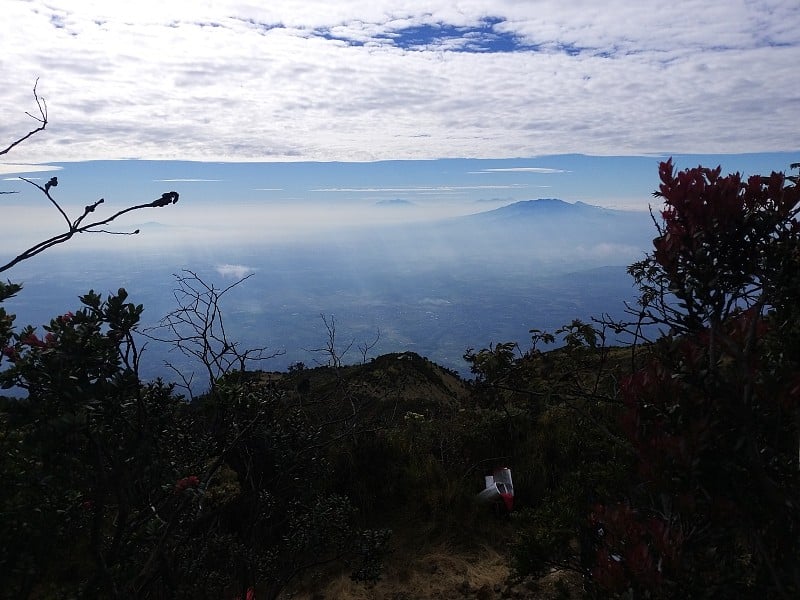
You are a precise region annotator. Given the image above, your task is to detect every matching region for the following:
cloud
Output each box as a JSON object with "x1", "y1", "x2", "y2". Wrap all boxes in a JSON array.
[
  {"x1": 575, "y1": 242, "x2": 644, "y2": 260},
  {"x1": 215, "y1": 264, "x2": 254, "y2": 279},
  {"x1": 470, "y1": 167, "x2": 568, "y2": 174},
  {"x1": 153, "y1": 178, "x2": 223, "y2": 182},
  {"x1": 312, "y1": 184, "x2": 533, "y2": 192},
  {"x1": 1, "y1": 1, "x2": 798, "y2": 163},
  {"x1": 0, "y1": 164, "x2": 63, "y2": 176}
]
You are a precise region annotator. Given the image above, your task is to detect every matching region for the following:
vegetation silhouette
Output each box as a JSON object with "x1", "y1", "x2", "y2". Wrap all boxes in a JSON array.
[
  {"x1": 0, "y1": 82, "x2": 180, "y2": 274},
  {"x1": 0, "y1": 85, "x2": 388, "y2": 599}
]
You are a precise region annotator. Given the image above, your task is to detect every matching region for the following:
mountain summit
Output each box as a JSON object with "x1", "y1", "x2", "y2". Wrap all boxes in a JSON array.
[{"x1": 475, "y1": 198, "x2": 603, "y2": 219}]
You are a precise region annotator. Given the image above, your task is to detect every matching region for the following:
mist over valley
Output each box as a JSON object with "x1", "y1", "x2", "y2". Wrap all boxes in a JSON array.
[{"x1": 4, "y1": 197, "x2": 653, "y2": 383}]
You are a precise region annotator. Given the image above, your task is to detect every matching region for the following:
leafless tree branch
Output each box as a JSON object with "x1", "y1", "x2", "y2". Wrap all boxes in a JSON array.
[
  {"x1": 0, "y1": 78, "x2": 47, "y2": 157},
  {"x1": 0, "y1": 187, "x2": 179, "y2": 274},
  {"x1": 1, "y1": 83, "x2": 181, "y2": 273},
  {"x1": 307, "y1": 314, "x2": 356, "y2": 370},
  {"x1": 358, "y1": 328, "x2": 381, "y2": 364},
  {"x1": 143, "y1": 270, "x2": 283, "y2": 398}
]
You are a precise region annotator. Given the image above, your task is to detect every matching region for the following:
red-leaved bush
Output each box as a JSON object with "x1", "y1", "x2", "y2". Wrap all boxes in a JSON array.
[{"x1": 590, "y1": 161, "x2": 800, "y2": 597}]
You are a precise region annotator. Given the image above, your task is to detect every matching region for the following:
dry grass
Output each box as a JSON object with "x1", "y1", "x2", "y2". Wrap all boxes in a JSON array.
[
  {"x1": 283, "y1": 542, "x2": 585, "y2": 600},
  {"x1": 286, "y1": 544, "x2": 508, "y2": 600}
]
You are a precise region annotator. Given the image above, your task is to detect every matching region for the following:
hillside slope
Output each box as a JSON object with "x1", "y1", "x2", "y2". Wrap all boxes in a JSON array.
[{"x1": 259, "y1": 349, "x2": 604, "y2": 599}]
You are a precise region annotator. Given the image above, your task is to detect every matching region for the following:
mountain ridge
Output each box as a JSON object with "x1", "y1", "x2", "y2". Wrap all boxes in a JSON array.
[{"x1": 464, "y1": 197, "x2": 622, "y2": 220}]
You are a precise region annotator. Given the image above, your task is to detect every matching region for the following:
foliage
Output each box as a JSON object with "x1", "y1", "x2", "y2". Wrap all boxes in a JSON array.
[
  {"x1": 467, "y1": 326, "x2": 634, "y2": 582},
  {"x1": 0, "y1": 281, "x2": 22, "y2": 359},
  {"x1": 504, "y1": 160, "x2": 800, "y2": 599},
  {"x1": 0, "y1": 289, "x2": 201, "y2": 598},
  {"x1": 0, "y1": 286, "x2": 390, "y2": 599},
  {"x1": 590, "y1": 160, "x2": 800, "y2": 597},
  {"x1": 0, "y1": 91, "x2": 382, "y2": 598}
]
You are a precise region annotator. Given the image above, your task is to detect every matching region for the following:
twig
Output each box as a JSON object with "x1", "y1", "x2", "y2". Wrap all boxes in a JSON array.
[
  {"x1": 0, "y1": 190, "x2": 179, "y2": 273},
  {"x1": 0, "y1": 78, "x2": 47, "y2": 157}
]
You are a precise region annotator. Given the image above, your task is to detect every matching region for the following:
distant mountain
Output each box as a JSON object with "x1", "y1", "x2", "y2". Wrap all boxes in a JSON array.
[
  {"x1": 481, "y1": 198, "x2": 591, "y2": 214},
  {"x1": 375, "y1": 198, "x2": 416, "y2": 207},
  {"x1": 131, "y1": 221, "x2": 171, "y2": 229},
  {"x1": 425, "y1": 197, "x2": 653, "y2": 257},
  {"x1": 463, "y1": 198, "x2": 625, "y2": 222}
]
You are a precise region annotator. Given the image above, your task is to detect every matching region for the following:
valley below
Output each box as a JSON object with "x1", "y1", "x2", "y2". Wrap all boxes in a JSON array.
[{"x1": 3, "y1": 199, "x2": 652, "y2": 385}]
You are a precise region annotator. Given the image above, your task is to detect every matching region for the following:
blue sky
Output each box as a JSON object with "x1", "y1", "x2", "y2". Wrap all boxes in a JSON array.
[
  {"x1": 3, "y1": 152, "x2": 796, "y2": 256},
  {"x1": 1, "y1": 1, "x2": 799, "y2": 227}
]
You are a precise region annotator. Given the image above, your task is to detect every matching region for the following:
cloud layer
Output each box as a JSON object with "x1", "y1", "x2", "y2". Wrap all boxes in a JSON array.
[{"x1": 2, "y1": 1, "x2": 798, "y2": 163}]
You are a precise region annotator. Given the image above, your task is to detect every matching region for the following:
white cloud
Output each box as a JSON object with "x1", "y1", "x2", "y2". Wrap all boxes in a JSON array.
[
  {"x1": 0, "y1": 164, "x2": 63, "y2": 176},
  {"x1": 576, "y1": 242, "x2": 645, "y2": 261},
  {"x1": 471, "y1": 167, "x2": 568, "y2": 174},
  {"x1": 312, "y1": 184, "x2": 532, "y2": 192},
  {"x1": 1, "y1": 1, "x2": 798, "y2": 163},
  {"x1": 216, "y1": 264, "x2": 254, "y2": 279}
]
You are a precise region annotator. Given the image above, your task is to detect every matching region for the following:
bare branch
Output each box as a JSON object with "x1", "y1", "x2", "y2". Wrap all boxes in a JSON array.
[
  {"x1": 0, "y1": 190, "x2": 179, "y2": 274},
  {"x1": 0, "y1": 78, "x2": 47, "y2": 157},
  {"x1": 358, "y1": 328, "x2": 381, "y2": 364},
  {"x1": 307, "y1": 314, "x2": 355, "y2": 370},
  {"x1": 19, "y1": 176, "x2": 70, "y2": 227},
  {"x1": 143, "y1": 270, "x2": 283, "y2": 396},
  {"x1": 0, "y1": 85, "x2": 180, "y2": 273}
]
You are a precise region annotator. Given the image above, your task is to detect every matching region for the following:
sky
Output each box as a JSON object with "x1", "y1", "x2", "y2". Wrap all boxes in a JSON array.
[
  {"x1": 2, "y1": 0, "x2": 799, "y2": 163},
  {"x1": 1, "y1": 1, "x2": 799, "y2": 218}
]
